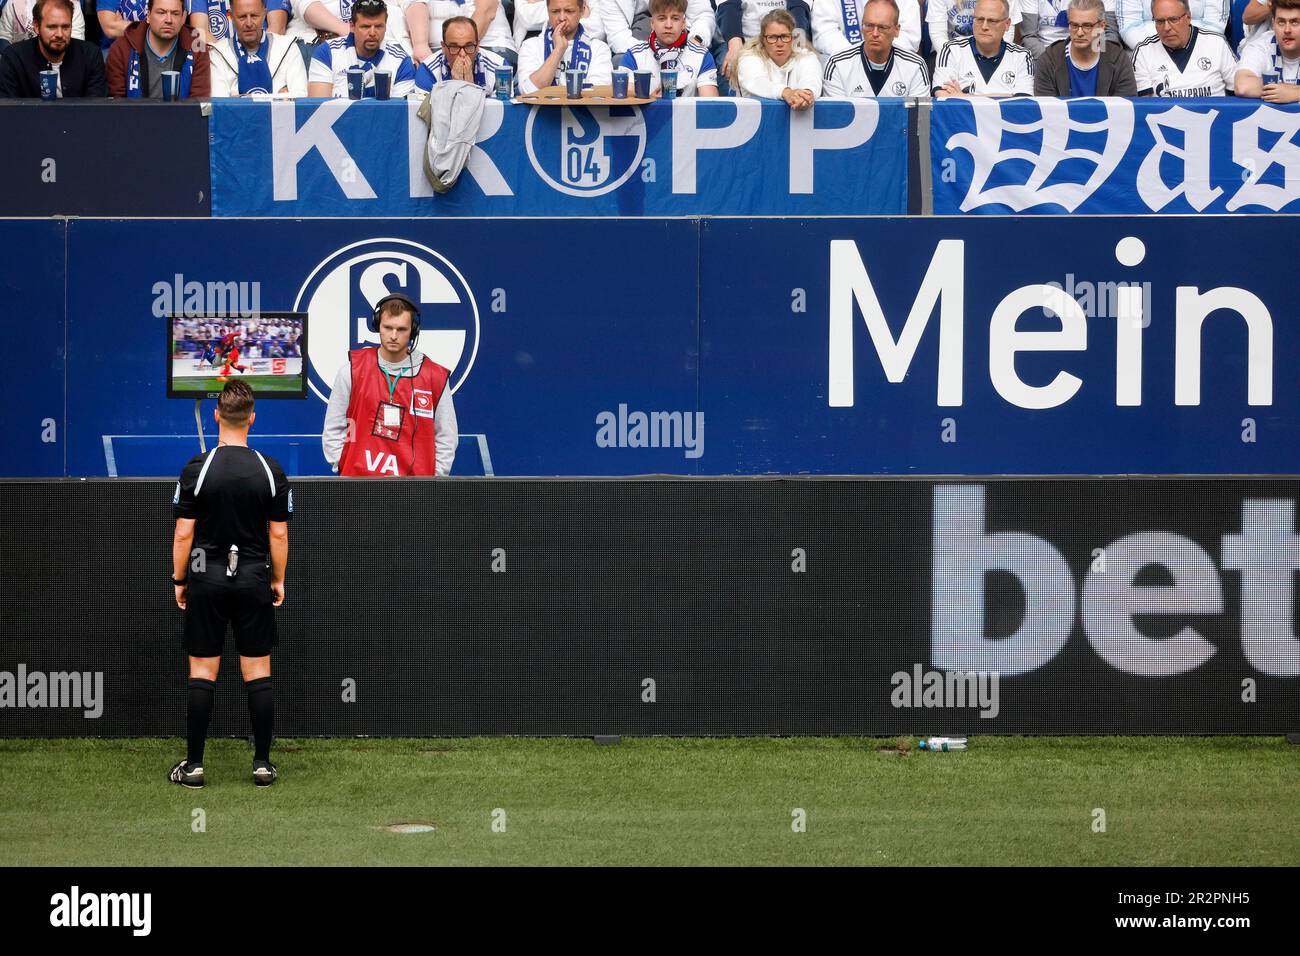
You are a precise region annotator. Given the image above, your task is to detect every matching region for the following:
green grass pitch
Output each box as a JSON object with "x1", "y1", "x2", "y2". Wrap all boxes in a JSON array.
[
  {"x1": 1, "y1": 737, "x2": 1295, "y2": 866},
  {"x1": 178, "y1": 375, "x2": 300, "y2": 394}
]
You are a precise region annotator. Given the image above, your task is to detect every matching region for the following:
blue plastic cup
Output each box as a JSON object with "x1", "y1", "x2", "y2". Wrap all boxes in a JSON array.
[
  {"x1": 565, "y1": 67, "x2": 584, "y2": 98},
  {"x1": 660, "y1": 69, "x2": 678, "y2": 99},
  {"x1": 39, "y1": 69, "x2": 58, "y2": 100},
  {"x1": 611, "y1": 70, "x2": 629, "y2": 99},
  {"x1": 1262, "y1": 72, "x2": 1282, "y2": 86},
  {"x1": 495, "y1": 66, "x2": 513, "y2": 100},
  {"x1": 346, "y1": 66, "x2": 365, "y2": 100},
  {"x1": 373, "y1": 70, "x2": 392, "y2": 100},
  {"x1": 633, "y1": 69, "x2": 651, "y2": 98},
  {"x1": 160, "y1": 70, "x2": 180, "y2": 101}
]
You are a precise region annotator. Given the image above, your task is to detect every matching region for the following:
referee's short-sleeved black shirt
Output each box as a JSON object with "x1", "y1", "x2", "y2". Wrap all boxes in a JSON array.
[
  {"x1": 173, "y1": 445, "x2": 292, "y2": 567},
  {"x1": 173, "y1": 445, "x2": 292, "y2": 657}
]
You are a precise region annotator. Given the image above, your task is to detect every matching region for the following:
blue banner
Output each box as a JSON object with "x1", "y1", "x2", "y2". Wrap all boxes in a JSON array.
[
  {"x1": 1, "y1": 221, "x2": 66, "y2": 477},
  {"x1": 209, "y1": 98, "x2": 909, "y2": 217},
  {"x1": 61, "y1": 218, "x2": 697, "y2": 478},
  {"x1": 931, "y1": 97, "x2": 1300, "y2": 214},
  {"x1": 5, "y1": 216, "x2": 1298, "y2": 477},
  {"x1": 700, "y1": 216, "x2": 1300, "y2": 474}
]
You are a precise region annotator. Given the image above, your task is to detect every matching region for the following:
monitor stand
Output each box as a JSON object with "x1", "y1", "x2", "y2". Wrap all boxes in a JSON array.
[{"x1": 194, "y1": 399, "x2": 206, "y2": 454}]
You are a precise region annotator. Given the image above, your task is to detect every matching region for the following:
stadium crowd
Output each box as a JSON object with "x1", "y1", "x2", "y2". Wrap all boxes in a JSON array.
[{"x1": 0, "y1": 0, "x2": 1295, "y2": 101}]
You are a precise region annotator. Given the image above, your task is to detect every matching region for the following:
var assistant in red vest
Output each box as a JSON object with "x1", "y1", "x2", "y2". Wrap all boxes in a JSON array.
[{"x1": 339, "y1": 348, "x2": 451, "y2": 477}]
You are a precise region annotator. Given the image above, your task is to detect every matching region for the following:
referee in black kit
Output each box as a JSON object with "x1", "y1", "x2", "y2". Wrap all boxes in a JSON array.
[{"x1": 169, "y1": 380, "x2": 292, "y2": 789}]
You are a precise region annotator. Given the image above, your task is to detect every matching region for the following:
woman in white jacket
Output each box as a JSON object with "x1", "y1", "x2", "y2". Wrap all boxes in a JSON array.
[
  {"x1": 209, "y1": 0, "x2": 309, "y2": 95},
  {"x1": 733, "y1": 9, "x2": 819, "y2": 107}
]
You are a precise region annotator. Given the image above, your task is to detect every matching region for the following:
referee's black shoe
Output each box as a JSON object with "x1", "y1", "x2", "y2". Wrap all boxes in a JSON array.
[
  {"x1": 252, "y1": 759, "x2": 278, "y2": 787},
  {"x1": 169, "y1": 760, "x2": 204, "y2": 789}
]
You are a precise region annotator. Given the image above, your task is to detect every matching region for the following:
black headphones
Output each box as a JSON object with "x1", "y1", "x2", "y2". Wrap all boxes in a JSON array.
[{"x1": 369, "y1": 292, "x2": 422, "y2": 354}]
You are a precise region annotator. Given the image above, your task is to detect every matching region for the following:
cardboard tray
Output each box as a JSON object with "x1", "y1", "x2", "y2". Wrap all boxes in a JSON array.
[{"x1": 515, "y1": 84, "x2": 655, "y2": 106}]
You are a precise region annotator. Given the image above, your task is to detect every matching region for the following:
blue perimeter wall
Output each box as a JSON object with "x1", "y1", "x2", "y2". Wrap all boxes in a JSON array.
[{"x1": 4, "y1": 215, "x2": 1298, "y2": 478}]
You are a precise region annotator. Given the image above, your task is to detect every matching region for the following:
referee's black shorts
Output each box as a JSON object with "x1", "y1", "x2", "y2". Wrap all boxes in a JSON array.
[{"x1": 183, "y1": 564, "x2": 278, "y2": 658}]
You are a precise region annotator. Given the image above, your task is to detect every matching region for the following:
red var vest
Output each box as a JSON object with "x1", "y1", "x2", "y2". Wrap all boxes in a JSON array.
[{"x1": 339, "y1": 348, "x2": 450, "y2": 477}]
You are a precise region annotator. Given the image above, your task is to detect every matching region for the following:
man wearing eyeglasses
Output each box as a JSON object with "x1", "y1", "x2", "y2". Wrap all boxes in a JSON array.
[
  {"x1": 1116, "y1": 0, "x2": 1227, "y2": 51},
  {"x1": 1034, "y1": 0, "x2": 1137, "y2": 93},
  {"x1": 717, "y1": 0, "x2": 813, "y2": 90},
  {"x1": 933, "y1": 0, "x2": 1035, "y2": 96},
  {"x1": 414, "y1": 13, "x2": 504, "y2": 89},
  {"x1": 1235, "y1": 0, "x2": 1300, "y2": 102},
  {"x1": 1132, "y1": 0, "x2": 1236, "y2": 95},
  {"x1": 823, "y1": 0, "x2": 929, "y2": 96},
  {"x1": 307, "y1": 0, "x2": 417, "y2": 96},
  {"x1": 1021, "y1": 0, "x2": 1120, "y2": 58}
]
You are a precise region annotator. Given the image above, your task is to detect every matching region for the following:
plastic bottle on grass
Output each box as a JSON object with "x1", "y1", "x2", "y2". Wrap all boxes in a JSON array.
[{"x1": 918, "y1": 737, "x2": 967, "y2": 752}]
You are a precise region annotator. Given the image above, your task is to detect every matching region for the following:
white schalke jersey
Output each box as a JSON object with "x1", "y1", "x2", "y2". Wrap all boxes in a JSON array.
[
  {"x1": 1237, "y1": 28, "x2": 1300, "y2": 83},
  {"x1": 1132, "y1": 27, "x2": 1236, "y2": 96},
  {"x1": 620, "y1": 40, "x2": 719, "y2": 95},
  {"x1": 822, "y1": 46, "x2": 931, "y2": 97},
  {"x1": 309, "y1": 35, "x2": 416, "y2": 96},
  {"x1": 933, "y1": 36, "x2": 1035, "y2": 94}
]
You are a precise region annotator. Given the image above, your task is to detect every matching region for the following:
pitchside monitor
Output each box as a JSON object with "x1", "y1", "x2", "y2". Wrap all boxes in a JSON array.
[{"x1": 167, "y1": 313, "x2": 308, "y2": 400}]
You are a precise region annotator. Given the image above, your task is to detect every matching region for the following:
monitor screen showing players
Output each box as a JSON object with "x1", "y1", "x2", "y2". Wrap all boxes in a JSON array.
[{"x1": 168, "y1": 313, "x2": 308, "y2": 400}]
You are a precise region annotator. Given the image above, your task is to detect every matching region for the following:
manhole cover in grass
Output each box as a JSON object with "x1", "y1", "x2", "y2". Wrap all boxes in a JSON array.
[{"x1": 384, "y1": 822, "x2": 436, "y2": 834}]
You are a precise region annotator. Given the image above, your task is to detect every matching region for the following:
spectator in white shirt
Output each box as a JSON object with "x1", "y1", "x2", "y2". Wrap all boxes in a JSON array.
[
  {"x1": 1234, "y1": 0, "x2": 1300, "y2": 101},
  {"x1": 1115, "y1": 0, "x2": 1228, "y2": 49},
  {"x1": 409, "y1": 0, "x2": 515, "y2": 66},
  {"x1": 927, "y1": 0, "x2": 1020, "y2": 51},
  {"x1": 415, "y1": 12, "x2": 504, "y2": 87},
  {"x1": 306, "y1": 0, "x2": 416, "y2": 95},
  {"x1": 733, "y1": 8, "x2": 819, "y2": 105},
  {"x1": 512, "y1": 0, "x2": 605, "y2": 51},
  {"x1": 601, "y1": 0, "x2": 716, "y2": 57},
  {"x1": 618, "y1": 0, "x2": 718, "y2": 94},
  {"x1": 288, "y1": 0, "x2": 419, "y2": 56},
  {"x1": 933, "y1": 0, "x2": 1035, "y2": 94},
  {"x1": 716, "y1": 0, "x2": 811, "y2": 90},
  {"x1": 518, "y1": 0, "x2": 613, "y2": 93},
  {"x1": 209, "y1": 0, "x2": 308, "y2": 94},
  {"x1": 823, "y1": 0, "x2": 931, "y2": 96}
]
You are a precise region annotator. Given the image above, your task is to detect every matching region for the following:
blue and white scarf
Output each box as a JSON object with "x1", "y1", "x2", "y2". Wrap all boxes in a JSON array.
[
  {"x1": 233, "y1": 30, "x2": 274, "y2": 93},
  {"x1": 840, "y1": 0, "x2": 862, "y2": 45},
  {"x1": 125, "y1": 41, "x2": 195, "y2": 98},
  {"x1": 544, "y1": 24, "x2": 591, "y2": 75}
]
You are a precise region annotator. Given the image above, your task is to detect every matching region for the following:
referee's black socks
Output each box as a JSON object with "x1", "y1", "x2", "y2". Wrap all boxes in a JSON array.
[
  {"x1": 244, "y1": 677, "x2": 274, "y2": 762},
  {"x1": 186, "y1": 678, "x2": 216, "y2": 766}
]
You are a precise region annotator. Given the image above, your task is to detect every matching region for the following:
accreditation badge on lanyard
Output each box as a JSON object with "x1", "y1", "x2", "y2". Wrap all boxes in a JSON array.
[{"x1": 372, "y1": 366, "x2": 408, "y2": 441}]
